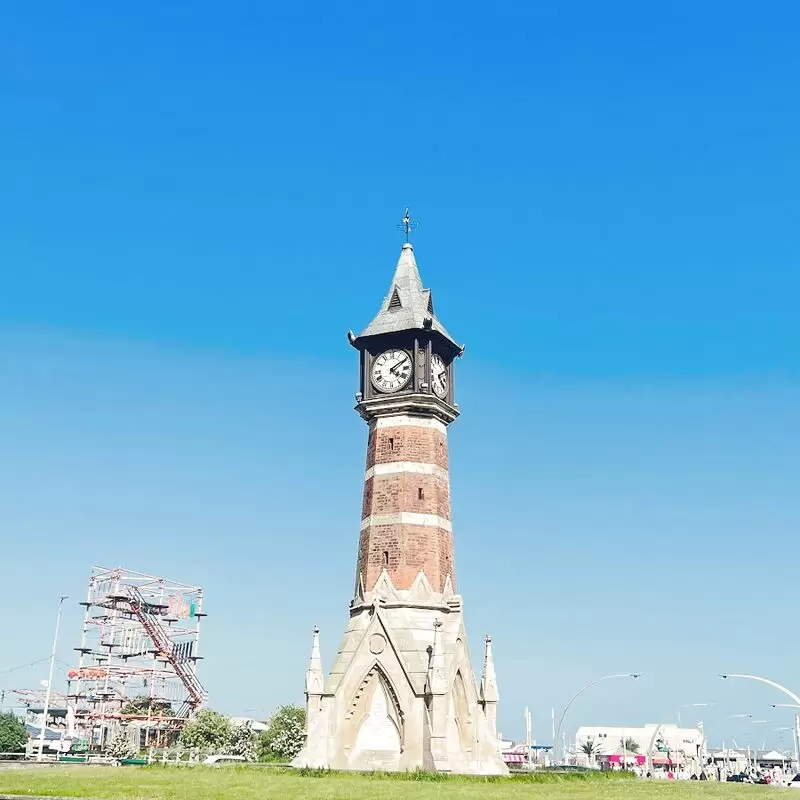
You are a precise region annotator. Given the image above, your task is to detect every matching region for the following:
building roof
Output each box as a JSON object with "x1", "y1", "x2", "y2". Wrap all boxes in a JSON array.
[
  {"x1": 24, "y1": 724, "x2": 61, "y2": 741},
  {"x1": 709, "y1": 748, "x2": 747, "y2": 759},
  {"x1": 577, "y1": 723, "x2": 702, "y2": 737},
  {"x1": 758, "y1": 750, "x2": 790, "y2": 761},
  {"x1": 27, "y1": 707, "x2": 68, "y2": 717},
  {"x1": 229, "y1": 716, "x2": 269, "y2": 732},
  {"x1": 707, "y1": 749, "x2": 794, "y2": 762},
  {"x1": 355, "y1": 243, "x2": 460, "y2": 351}
]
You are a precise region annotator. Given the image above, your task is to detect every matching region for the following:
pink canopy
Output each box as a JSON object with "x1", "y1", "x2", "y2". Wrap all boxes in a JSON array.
[{"x1": 607, "y1": 754, "x2": 647, "y2": 765}]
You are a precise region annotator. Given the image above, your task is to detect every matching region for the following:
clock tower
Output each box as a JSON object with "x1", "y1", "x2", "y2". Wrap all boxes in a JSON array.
[
  {"x1": 292, "y1": 218, "x2": 507, "y2": 774},
  {"x1": 352, "y1": 237, "x2": 462, "y2": 599}
]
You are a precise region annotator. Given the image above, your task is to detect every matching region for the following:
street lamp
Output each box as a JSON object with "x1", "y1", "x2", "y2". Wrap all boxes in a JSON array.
[
  {"x1": 37, "y1": 595, "x2": 69, "y2": 761},
  {"x1": 719, "y1": 673, "x2": 800, "y2": 770},
  {"x1": 671, "y1": 704, "x2": 713, "y2": 775},
  {"x1": 677, "y1": 703, "x2": 714, "y2": 726},
  {"x1": 773, "y1": 706, "x2": 800, "y2": 768},
  {"x1": 553, "y1": 673, "x2": 641, "y2": 763}
]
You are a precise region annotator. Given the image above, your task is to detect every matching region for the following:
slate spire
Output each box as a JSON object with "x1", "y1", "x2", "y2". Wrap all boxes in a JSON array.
[{"x1": 354, "y1": 243, "x2": 461, "y2": 353}]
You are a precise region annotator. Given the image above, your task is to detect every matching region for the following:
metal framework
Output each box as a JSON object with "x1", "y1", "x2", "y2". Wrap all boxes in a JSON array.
[{"x1": 66, "y1": 566, "x2": 207, "y2": 750}]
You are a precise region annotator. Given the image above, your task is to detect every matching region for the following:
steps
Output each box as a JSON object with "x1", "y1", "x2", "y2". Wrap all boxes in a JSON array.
[{"x1": 125, "y1": 586, "x2": 208, "y2": 710}]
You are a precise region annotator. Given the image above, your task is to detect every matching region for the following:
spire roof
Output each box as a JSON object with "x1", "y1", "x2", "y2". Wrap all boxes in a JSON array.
[
  {"x1": 355, "y1": 243, "x2": 460, "y2": 351},
  {"x1": 479, "y1": 635, "x2": 498, "y2": 703},
  {"x1": 305, "y1": 626, "x2": 324, "y2": 695}
]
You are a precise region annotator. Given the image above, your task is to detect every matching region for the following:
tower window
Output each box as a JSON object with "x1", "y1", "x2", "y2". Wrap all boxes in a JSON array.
[
  {"x1": 388, "y1": 437, "x2": 395, "y2": 451},
  {"x1": 382, "y1": 551, "x2": 389, "y2": 566},
  {"x1": 418, "y1": 487, "x2": 425, "y2": 500}
]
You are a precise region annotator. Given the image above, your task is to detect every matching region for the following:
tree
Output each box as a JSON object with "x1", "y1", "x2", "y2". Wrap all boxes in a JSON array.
[
  {"x1": 0, "y1": 713, "x2": 27, "y2": 754},
  {"x1": 257, "y1": 705, "x2": 305, "y2": 762},
  {"x1": 179, "y1": 709, "x2": 232, "y2": 753},
  {"x1": 580, "y1": 739, "x2": 602, "y2": 762},
  {"x1": 107, "y1": 727, "x2": 137, "y2": 760},
  {"x1": 119, "y1": 696, "x2": 174, "y2": 718},
  {"x1": 620, "y1": 737, "x2": 640, "y2": 754},
  {"x1": 228, "y1": 721, "x2": 256, "y2": 761}
]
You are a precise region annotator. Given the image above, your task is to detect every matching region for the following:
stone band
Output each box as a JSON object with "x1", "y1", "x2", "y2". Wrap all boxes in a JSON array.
[
  {"x1": 365, "y1": 461, "x2": 450, "y2": 481},
  {"x1": 360, "y1": 513, "x2": 453, "y2": 532},
  {"x1": 375, "y1": 414, "x2": 448, "y2": 434}
]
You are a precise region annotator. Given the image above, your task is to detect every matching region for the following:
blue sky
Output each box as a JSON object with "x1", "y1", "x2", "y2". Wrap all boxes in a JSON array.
[{"x1": 1, "y1": 1, "x2": 799, "y2": 749}]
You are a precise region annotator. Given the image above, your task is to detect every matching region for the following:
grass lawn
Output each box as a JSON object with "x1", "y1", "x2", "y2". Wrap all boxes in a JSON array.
[{"x1": 0, "y1": 766, "x2": 782, "y2": 800}]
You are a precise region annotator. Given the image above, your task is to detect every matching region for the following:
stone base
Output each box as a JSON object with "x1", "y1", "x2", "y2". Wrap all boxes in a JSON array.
[{"x1": 292, "y1": 571, "x2": 507, "y2": 775}]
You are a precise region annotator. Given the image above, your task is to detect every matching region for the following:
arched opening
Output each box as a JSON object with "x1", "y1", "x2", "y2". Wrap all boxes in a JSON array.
[
  {"x1": 346, "y1": 664, "x2": 403, "y2": 769},
  {"x1": 452, "y1": 670, "x2": 473, "y2": 754}
]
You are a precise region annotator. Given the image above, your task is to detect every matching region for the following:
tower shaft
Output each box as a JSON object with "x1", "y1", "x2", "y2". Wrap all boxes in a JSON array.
[{"x1": 357, "y1": 414, "x2": 455, "y2": 594}]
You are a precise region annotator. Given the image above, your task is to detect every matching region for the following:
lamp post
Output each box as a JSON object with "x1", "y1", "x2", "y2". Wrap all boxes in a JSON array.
[
  {"x1": 672, "y1": 704, "x2": 712, "y2": 774},
  {"x1": 676, "y1": 703, "x2": 713, "y2": 727},
  {"x1": 524, "y1": 706, "x2": 533, "y2": 769},
  {"x1": 720, "y1": 674, "x2": 800, "y2": 773},
  {"x1": 772, "y1": 705, "x2": 800, "y2": 768},
  {"x1": 553, "y1": 673, "x2": 641, "y2": 763},
  {"x1": 776, "y1": 727, "x2": 794, "y2": 770},
  {"x1": 37, "y1": 595, "x2": 69, "y2": 762}
]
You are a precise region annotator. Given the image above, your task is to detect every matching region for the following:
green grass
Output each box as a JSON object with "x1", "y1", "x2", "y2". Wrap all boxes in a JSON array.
[{"x1": 0, "y1": 766, "x2": 782, "y2": 799}]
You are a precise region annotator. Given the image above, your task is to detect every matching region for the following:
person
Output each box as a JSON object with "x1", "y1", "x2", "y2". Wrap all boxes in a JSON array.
[{"x1": 699, "y1": 771, "x2": 708, "y2": 781}]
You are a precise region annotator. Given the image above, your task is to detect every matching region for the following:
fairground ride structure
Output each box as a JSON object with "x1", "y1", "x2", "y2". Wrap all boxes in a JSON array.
[{"x1": 66, "y1": 566, "x2": 207, "y2": 750}]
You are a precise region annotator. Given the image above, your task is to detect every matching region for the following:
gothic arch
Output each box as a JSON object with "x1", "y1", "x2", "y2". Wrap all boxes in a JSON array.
[
  {"x1": 452, "y1": 670, "x2": 473, "y2": 754},
  {"x1": 345, "y1": 662, "x2": 405, "y2": 754}
]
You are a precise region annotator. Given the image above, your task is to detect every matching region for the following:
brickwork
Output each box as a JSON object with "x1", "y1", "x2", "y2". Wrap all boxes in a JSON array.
[
  {"x1": 365, "y1": 425, "x2": 449, "y2": 471},
  {"x1": 356, "y1": 416, "x2": 456, "y2": 593},
  {"x1": 361, "y1": 473, "x2": 451, "y2": 519},
  {"x1": 357, "y1": 523, "x2": 455, "y2": 593}
]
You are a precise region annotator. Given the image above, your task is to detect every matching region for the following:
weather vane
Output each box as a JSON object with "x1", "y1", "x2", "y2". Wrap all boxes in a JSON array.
[{"x1": 398, "y1": 207, "x2": 419, "y2": 243}]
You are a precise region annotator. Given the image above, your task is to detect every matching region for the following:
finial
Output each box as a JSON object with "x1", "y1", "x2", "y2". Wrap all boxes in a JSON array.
[
  {"x1": 398, "y1": 207, "x2": 418, "y2": 243},
  {"x1": 305, "y1": 624, "x2": 323, "y2": 696},
  {"x1": 480, "y1": 632, "x2": 498, "y2": 703},
  {"x1": 428, "y1": 615, "x2": 447, "y2": 695}
]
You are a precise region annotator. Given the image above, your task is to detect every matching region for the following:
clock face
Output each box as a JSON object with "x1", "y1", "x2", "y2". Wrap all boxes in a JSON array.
[
  {"x1": 371, "y1": 349, "x2": 412, "y2": 393},
  {"x1": 430, "y1": 354, "x2": 448, "y2": 398}
]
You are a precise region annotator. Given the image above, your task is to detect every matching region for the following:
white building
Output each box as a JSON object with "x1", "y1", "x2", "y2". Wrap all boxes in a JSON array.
[
  {"x1": 576, "y1": 723, "x2": 705, "y2": 773},
  {"x1": 229, "y1": 717, "x2": 269, "y2": 733}
]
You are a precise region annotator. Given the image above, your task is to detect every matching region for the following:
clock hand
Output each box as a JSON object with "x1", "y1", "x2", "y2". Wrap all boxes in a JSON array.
[{"x1": 389, "y1": 360, "x2": 408, "y2": 376}]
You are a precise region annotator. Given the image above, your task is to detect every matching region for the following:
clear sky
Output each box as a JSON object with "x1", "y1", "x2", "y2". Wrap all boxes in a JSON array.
[{"x1": 1, "y1": 1, "x2": 799, "y2": 751}]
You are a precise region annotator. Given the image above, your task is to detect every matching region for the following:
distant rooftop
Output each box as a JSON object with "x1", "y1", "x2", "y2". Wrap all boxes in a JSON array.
[{"x1": 24, "y1": 724, "x2": 61, "y2": 741}]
